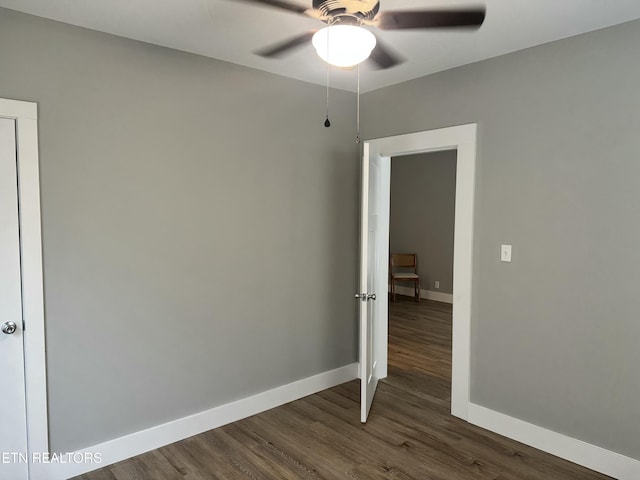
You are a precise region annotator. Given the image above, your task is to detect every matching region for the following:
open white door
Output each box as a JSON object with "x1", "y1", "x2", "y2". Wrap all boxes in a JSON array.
[{"x1": 358, "y1": 143, "x2": 390, "y2": 423}]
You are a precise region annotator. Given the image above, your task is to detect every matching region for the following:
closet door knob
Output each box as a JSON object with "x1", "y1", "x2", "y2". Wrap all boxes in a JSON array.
[{"x1": 1, "y1": 321, "x2": 17, "y2": 335}]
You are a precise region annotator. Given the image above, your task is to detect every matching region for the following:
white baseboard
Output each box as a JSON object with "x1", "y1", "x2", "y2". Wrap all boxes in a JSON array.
[
  {"x1": 38, "y1": 364, "x2": 639, "y2": 480},
  {"x1": 390, "y1": 285, "x2": 453, "y2": 304},
  {"x1": 468, "y1": 403, "x2": 640, "y2": 480},
  {"x1": 44, "y1": 363, "x2": 358, "y2": 480}
]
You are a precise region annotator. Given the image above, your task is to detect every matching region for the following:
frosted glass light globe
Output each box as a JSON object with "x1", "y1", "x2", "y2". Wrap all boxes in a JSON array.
[{"x1": 312, "y1": 25, "x2": 376, "y2": 68}]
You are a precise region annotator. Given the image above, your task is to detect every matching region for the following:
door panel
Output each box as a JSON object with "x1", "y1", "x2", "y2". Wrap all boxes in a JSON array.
[
  {"x1": 0, "y1": 117, "x2": 29, "y2": 480},
  {"x1": 359, "y1": 143, "x2": 390, "y2": 423}
]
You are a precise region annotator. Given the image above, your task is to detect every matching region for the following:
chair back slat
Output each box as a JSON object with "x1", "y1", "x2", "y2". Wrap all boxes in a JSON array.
[{"x1": 390, "y1": 253, "x2": 417, "y2": 269}]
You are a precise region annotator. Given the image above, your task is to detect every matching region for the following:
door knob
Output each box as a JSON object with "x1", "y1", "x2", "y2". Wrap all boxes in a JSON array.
[
  {"x1": 355, "y1": 293, "x2": 376, "y2": 301},
  {"x1": 1, "y1": 321, "x2": 17, "y2": 335}
]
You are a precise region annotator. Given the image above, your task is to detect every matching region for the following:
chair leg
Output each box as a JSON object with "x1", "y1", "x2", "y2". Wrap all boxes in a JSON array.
[
  {"x1": 392, "y1": 280, "x2": 396, "y2": 302},
  {"x1": 416, "y1": 280, "x2": 420, "y2": 303}
]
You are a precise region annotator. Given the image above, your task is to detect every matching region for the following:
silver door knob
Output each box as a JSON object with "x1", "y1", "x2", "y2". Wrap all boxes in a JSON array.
[
  {"x1": 1, "y1": 321, "x2": 17, "y2": 335},
  {"x1": 355, "y1": 293, "x2": 376, "y2": 301}
]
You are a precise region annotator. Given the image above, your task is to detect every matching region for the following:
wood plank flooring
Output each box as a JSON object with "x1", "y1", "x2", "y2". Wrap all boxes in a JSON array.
[{"x1": 75, "y1": 297, "x2": 612, "y2": 480}]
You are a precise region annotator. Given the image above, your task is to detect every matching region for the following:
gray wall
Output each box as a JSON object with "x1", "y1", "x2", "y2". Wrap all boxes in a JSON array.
[
  {"x1": 390, "y1": 151, "x2": 456, "y2": 294},
  {"x1": 0, "y1": 8, "x2": 359, "y2": 453},
  {"x1": 364, "y1": 19, "x2": 640, "y2": 460}
]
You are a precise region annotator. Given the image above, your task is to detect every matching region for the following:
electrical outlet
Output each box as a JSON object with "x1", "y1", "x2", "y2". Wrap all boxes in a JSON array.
[{"x1": 435, "y1": 281, "x2": 440, "y2": 289}]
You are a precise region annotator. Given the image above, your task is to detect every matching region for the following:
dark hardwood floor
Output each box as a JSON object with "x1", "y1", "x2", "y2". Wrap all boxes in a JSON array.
[{"x1": 76, "y1": 296, "x2": 611, "y2": 479}]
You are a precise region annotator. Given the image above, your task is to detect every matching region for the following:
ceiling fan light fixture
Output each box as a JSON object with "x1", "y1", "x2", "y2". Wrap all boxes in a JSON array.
[{"x1": 312, "y1": 25, "x2": 376, "y2": 68}]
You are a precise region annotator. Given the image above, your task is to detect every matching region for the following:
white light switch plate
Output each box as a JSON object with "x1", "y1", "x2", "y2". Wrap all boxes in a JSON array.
[{"x1": 501, "y1": 244, "x2": 512, "y2": 262}]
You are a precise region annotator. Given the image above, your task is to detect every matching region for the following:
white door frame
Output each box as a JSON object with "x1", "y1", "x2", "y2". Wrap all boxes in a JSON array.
[
  {"x1": 0, "y1": 98, "x2": 48, "y2": 475},
  {"x1": 365, "y1": 123, "x2": 477, "y2": 420}
]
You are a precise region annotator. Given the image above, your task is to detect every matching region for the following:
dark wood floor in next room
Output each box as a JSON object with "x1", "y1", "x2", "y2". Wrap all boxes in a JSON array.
[{"x1": 75, "y1": 297, "x2": 612, "y2": 480}]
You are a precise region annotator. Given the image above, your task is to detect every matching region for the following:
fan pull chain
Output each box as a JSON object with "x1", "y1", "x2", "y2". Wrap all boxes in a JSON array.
[
  {"x1": 324, "y1": 61, "x2": 331, "y2": 127},
  {"x1": 355, "y1": 63, "x2": 361, "y2": 143},
  {"x1": 324, "y1": 31, "x2": 331, "y2": 128}
]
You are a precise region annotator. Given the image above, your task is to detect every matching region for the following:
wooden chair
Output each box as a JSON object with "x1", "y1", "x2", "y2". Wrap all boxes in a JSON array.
[{"x1": 390, "y1": 253, "x2": 421, "y2": 302}]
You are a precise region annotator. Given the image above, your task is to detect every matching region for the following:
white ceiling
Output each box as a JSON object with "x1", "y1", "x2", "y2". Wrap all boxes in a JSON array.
[{"x1": 2, "y1": 0, "x2": 640, "y2": 92}]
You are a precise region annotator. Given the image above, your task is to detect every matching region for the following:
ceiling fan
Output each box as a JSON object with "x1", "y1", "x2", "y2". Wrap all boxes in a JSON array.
[{"x1": 232, "y1": 0, "x2": 486, "y2": 69}]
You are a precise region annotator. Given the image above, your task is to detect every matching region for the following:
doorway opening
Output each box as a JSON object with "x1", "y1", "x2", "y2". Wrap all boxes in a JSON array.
[
  {"x1": 388, "y1": 149, "x2": 457, "y2": 406},
  {"x1": 360, "y1": 124, "x2": 476, "y2": 421},
  {"x1": 389, "y1": 150, "x2": 457, "y2": 305}
]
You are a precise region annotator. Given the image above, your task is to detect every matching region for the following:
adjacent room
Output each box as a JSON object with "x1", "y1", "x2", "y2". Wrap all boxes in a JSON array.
[
  {"x1": 389, "y1": 150, "x2": 457, "y2": 305},
  {"x1": 387, "y1": 148, "x2": 457, "y2": 417},
  {"x1": 2, "y1": 1, "x2": 640, "y2": 479}
]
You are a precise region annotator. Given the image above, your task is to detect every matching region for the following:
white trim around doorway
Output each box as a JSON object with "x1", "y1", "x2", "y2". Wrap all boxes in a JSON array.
[
  {"x1": 0, "y1": 98, "x2": 48, "y2": 478},
  {"x1": 365, "y1": 123, "x2": 477, "y2": 420}
]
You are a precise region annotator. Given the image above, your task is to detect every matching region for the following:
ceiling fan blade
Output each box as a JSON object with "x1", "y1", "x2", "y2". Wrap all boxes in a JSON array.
[
  {"x1": 255, "y1": 30, "x2": 317, "y2": 58},
  {"x1": 231, "y1": 0, "x2": 310, "y2": 15},
  {"x1": 376, "y1": 8, "x2": 486, "y2": 30},
  {"x1": 369, "y1": 40, "x2": 404, "y2": 70}
]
